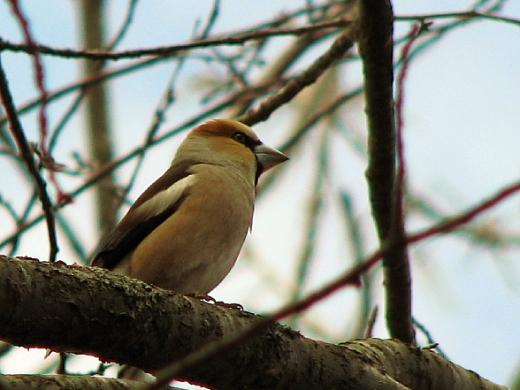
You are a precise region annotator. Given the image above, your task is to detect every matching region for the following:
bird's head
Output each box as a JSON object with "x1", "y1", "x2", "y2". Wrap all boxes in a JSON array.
[{"x1": 175, "y1": 119, "x2": 288, "y2": 183}]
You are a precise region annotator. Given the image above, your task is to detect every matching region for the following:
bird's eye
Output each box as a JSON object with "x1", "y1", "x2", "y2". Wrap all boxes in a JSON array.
[{"x1": 232, "y1": 132, "x2": 247, "y2": 144}]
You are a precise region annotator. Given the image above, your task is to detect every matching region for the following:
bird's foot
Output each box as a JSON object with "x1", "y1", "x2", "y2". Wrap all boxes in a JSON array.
[
  {"x1": 214, "y1": 301, "x2": 244, "y2": 310},
  {"x1": 188, "y1": 293, "x2": 217, "y2": 303},
  {"x1": 188, "y1": 294, "x2": 243, "y2": 310}
]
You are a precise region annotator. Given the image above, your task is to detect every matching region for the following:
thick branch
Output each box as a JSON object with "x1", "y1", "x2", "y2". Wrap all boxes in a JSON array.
[
  {"x1": 358, "y1": 0, "x2": 414, "y2": 343},
  {"x1": 0, "y1": 256, "x2": 503, "y2": 390},
  {"x1": 0, "y1": 374, "x2": 166, "y2": 390}
]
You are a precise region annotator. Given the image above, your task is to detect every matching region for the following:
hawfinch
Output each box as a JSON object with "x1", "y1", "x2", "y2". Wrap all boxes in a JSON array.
[{"x1": 92, "y1": 119, "x2": 288, "y2": 294}]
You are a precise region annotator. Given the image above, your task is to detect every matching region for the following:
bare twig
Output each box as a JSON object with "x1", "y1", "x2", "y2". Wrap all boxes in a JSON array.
[
  {"x1": 0, "y1": 54, "x2": 175, "y2": 128},
  {"x1": 395, "y1": 24, "x2": 422, "y2": 207},
  {"x1": 413, "y1": 317, "x2": 448, "y2": 359},
  {"x1": 239, "y1": 26, "x2": 356, "y2": 125},
  {"x1": 200, "y1": 0, "x2": 221, "y2": 39},
  {"x1": 256, "y1": 85, "x2": 363, "y2": 198},
  {"x1": 396, "y1": 10, "x2": 520, "y2": 27},
  {"x1": 364, "y1": 305, "x2": 379, "y2": 338},
  {"x1": 291, "y1": 127, "x2": 329, "y2": 304},
  {"x1": 108, "y1": 0, "x2": 140, "y2": 48},
  {"x1": 339, "y1": 191, "x2": 372, "y2": 339},
  {"x1": 0, "y1": 194, "x2": 22, "y2": 228},
  {"x1": 408, "y1": 193, "x2": 520, "y2": 248},
  {"x1": 8, "y1": 0, "x2": 69, "y2": 205},
  {"x1": 0, "y1": 61, "x2": 59, "y2": 261},
  {"x1": 48, "y1": 0, "x2": 140, "y2": 154},
  {"x1": 7, "y1": 0, "x2": 50, "y2": 155},
  {"x1": 7, "y1": 192, "x2": 37, "y2": 256},
  {"x1": 55, "y1": 213, "x2": 87, "y2": 263},
  {"x1": 0, "y1": 57, "x2": 59, "y2": 261},
  {"x1": 229, "y1": 1, "x2": 354, "y2": 117},
  {"x1": 8, "y1": 0, "x2": 141, "y2": 264},
  {"x1": 0, "y1": 19, "x2": 353, "y2": 60}
]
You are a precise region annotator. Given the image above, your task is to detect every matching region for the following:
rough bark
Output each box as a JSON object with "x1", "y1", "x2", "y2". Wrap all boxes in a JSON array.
[
  {"x1": 0, "y1": 256, "x2": 505, "y2": 390},
  {"x1": 0, "y1": 374, "x2": 162, "y2": 390}
]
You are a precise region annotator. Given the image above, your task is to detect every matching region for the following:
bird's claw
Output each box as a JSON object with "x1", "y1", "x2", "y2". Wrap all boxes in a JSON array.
[{"x1": 188, "y1": 294, "x2": 243, "y2": 310}]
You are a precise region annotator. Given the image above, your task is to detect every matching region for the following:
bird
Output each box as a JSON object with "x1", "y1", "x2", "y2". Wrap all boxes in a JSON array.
[{"x1": 91, "y1": 118, "x2": 288, "y2": 295}]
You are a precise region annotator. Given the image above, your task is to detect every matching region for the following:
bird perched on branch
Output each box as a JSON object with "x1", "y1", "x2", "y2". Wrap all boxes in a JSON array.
[{"x1": 92, "y1": 119, "x2": 288, "y2": 295}]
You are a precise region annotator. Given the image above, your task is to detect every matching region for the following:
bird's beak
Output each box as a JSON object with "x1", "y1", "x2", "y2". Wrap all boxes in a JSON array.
[{"x1": 254, "y1": 143, "x2": 289, "y2": 172}]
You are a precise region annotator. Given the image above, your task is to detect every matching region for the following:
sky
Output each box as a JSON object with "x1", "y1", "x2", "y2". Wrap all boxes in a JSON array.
[{"x1": 0, "y1": 0, "x2": 519, "y2": 387}]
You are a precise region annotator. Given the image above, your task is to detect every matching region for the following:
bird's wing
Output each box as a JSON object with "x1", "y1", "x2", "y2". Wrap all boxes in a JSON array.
[{"x1": 91, "y1": 160, "x2": 198, "y2": 270}]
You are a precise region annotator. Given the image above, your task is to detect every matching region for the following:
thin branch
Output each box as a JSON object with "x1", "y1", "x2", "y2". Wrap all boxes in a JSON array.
[
  {"x1": 229, "y1": 1, "x2": 355, "y2": 117},
  {"x1": 0, "y1": 194, "x2": 22, "y2": 229},
  {"x1": 406, "y1": 181, "x2": 520, "y2": 244},
  {"x1": 391, "y1": 20, "x2": 423, "y2": 338},
  {"x1": 0, "y1": 54, "x2": 176, "y2": 128},
  {"x1": 55, "y1": 212, "x2": 87, "y2": 263},
  {"x1": 413, "y1": 317, "x2": 448, "y2": 359},
  {"x1": 395, "y1": 25, "x2": 422, "y2": 203},
  {"x1": 110, "y1": 66, "x2": 180, "y2": 226},
  {"x1": 396, "y1": 10, "x2": 520, "y2": 27},
  {"x1": 3, "y1": 0, "x2": 142, "y2": 264},
  {"x1": 0, "y1": 19, "x2": 353, "y2": 60},
  {"x1": 7, "y1": 0, "x2": 50, "y2": 155},
  {"x1": 8, "y1": 0, "x2": 70, "y2": 204},
  {"x1": 48, "y1": 0, "x2": 139, "y2": 154},
  {"x1": 408, "y1": 192, "x2": 520, "y2": 248},
  {"x1": 0, "y1": 27, "x2": 339, "y2": 135},
  {"x1": 339, "y1": 191, "x2": 372, "y2": 339},
  {"x1": 239, "y1": 26, "x2": 356, "y2": 125},
  {"x1": 0, "y1": 57, "x2": 58, "y2": 261},
  {"x1": 0, "y1": 191, "x2": 38, "y2": 258},
  {"x1": 108, "y1": 0, "x2": 140, "y2": 48},
  {"x1": 291, "y1": 127, "x2": 328, "y2": 306},
  {"x1": 7, "y1": 192, "x2": 37, "y2": 256},
  {"x1": 200, "y1": 0, "x2": 221, "y2": 39},
  {"x1": 364, "y1": 306, "x2": 378, "y2": 338}
]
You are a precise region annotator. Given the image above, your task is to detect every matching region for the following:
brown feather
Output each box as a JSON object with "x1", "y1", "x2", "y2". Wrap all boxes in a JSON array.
[{"x1": 91, "y1": 160, "x2": 196, "y2": 270}]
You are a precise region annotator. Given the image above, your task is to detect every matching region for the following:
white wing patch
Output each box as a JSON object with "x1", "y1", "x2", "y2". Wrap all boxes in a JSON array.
[{"x1": 134, "y1": 175, "x2": 196, "y2": 220}]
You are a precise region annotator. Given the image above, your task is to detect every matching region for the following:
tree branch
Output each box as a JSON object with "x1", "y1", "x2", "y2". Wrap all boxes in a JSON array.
[
  {"x1": 0, "y1": 19, "x2": 352, "y2": 60},
  {"x1": 0, "y1": 256, "x2": 504, "y2": 389},
  {"x1": 0, "y1": 374, "x2": 176, "y2": 390},
  {"x1": 0, "y1": 57, "x2": 58, "y2": 262},
  {"x1": 358, "y1": 0, "x2": 414, "y2": 343},
  {"x1": 239, "y1": 24, "x2": 357, "y2": 125},
  {"x1": 80, "y1": 0, "x2": 118, "y2": 234}
]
